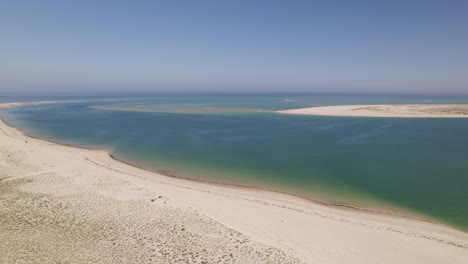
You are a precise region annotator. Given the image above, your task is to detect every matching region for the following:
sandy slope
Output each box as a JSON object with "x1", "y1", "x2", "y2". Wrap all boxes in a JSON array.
[
  {"x1": 1, "y1": 103, "x2": 468, "y2": 263},
  {"x1": 278, "y1": 104, "x2": 468, "y2": 118}
]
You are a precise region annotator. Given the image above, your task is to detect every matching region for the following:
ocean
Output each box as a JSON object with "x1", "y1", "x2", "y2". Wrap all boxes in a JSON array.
[{"x1": 2, "y1": 94, "x2": 468, "y2": 230}]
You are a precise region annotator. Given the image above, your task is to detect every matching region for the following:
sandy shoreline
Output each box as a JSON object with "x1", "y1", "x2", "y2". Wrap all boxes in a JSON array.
[
  {"x1": 278, "y1": 104, "x2": 468, "y2": 118},
  {"x1": 0, "y1": 104, "x2": 433, "y2": 223},
  {"x1": 1, "y1": 103, "x2": 468, "y2": 263}
]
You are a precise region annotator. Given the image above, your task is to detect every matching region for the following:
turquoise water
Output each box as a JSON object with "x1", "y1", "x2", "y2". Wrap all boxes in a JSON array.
[{"x1": 2, "y1": 94, "x2": 468, "y2": 231}]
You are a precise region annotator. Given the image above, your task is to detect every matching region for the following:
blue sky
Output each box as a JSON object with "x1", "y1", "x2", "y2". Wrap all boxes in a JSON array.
[{"x1": 1, "y1": 0, "x2": 468, "y2": 94}]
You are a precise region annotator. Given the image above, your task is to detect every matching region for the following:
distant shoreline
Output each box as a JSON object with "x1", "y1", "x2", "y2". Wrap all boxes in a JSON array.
[{"x1": 278, "y1": 104, "x2": 468, "y2": 118}]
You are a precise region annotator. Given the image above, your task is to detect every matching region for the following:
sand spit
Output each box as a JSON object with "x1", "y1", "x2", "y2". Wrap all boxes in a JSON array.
[
  {"x1": 278, "y1": 104, "x2": 468, "y2": 118},
  {"x1": 1, "y1": 104, "x2": 468, "y2": 263},
  {"x1": 0, "y1": 101, "x2": 57, "y2": 110},
  {"x1": 0, "y1": 102, "x2": 28, "y2": 108}
]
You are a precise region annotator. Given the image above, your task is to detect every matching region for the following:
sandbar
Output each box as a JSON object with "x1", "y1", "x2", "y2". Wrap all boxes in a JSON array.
[{"x1": 278, "y1": 104, "x2": 468, "y2": 118}]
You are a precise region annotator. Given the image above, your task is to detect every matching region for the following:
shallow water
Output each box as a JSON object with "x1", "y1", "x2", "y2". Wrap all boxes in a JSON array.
[{"x1": 2, "y1": 94, "x2": 468, "y2": 230}]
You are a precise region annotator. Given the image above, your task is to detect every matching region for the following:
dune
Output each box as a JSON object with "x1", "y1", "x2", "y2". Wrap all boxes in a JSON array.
[
  {"x1": 278, "y1": 104, "x2": 468, "y2": 118},
  {"x1": 1, "y1": 102, "x2": 467, "y2": 263}
]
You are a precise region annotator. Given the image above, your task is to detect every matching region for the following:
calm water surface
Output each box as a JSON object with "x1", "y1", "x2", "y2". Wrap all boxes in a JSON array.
[{"x1": 2, "y1": 94, "x2": 468, "y2": 230}]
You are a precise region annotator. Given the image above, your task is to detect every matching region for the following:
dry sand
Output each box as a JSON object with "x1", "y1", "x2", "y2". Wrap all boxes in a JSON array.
[
  {"x1": 1, "y1": 102, "x2": 468, "y2": 263},
  {"x1": 278, "y1": 104, "x2": 468, "y2": 118}
]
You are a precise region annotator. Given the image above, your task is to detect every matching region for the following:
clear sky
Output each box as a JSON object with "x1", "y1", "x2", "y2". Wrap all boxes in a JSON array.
[{"x1": 1, "y1": 0, "x2": 468, "y2": 94}]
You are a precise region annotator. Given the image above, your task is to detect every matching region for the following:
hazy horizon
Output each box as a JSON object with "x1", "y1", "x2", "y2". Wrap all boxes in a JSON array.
[{"x1": 1, "y1": 1, "x2": 468, "y2": 94}]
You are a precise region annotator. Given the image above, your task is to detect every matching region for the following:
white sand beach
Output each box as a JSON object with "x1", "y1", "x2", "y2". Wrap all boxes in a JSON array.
[
  {"x1": 278, "y1": 104, "x2": 468, "y2": 118},
  {"x1": 1, "y1": 102, "x2": 468, "y2": 263}
]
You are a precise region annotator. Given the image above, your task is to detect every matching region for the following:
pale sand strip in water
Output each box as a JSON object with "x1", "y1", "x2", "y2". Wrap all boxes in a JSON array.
[
  {"x1": 1, "y1": 102, "x2": 468, "y2": 263},
  {"x1": 278, "y1": 104, "x2": 468, "y2": 118},
  {"x1": 0, "y1": 101, "x2": 57, "y2": 110}
]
